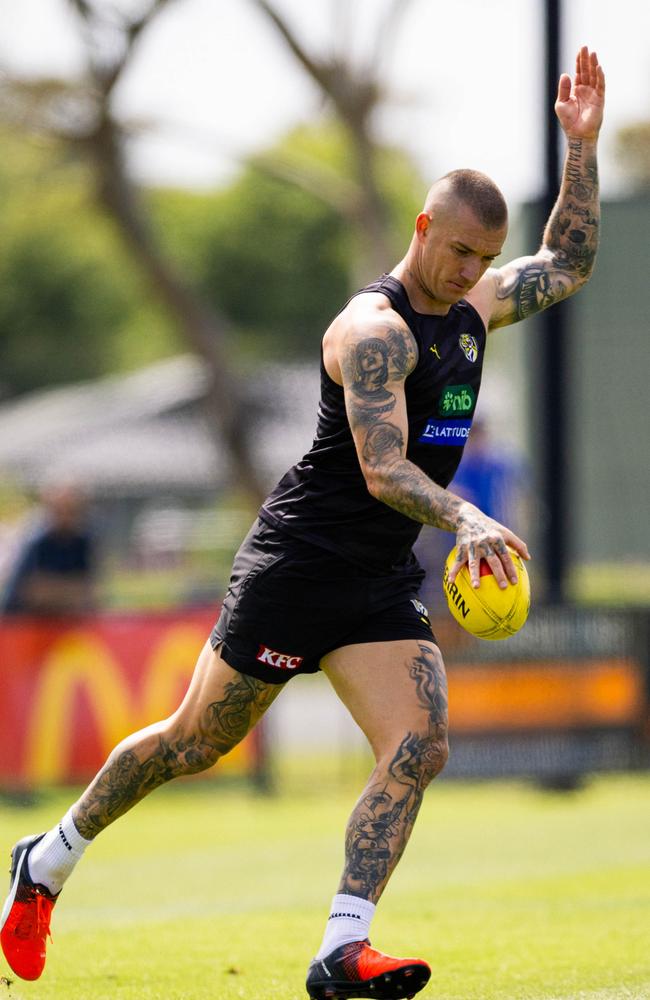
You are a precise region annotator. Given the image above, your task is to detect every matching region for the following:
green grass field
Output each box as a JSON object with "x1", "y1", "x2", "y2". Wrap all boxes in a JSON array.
[{"x1": 1, "y1": 765, "x2": 649, "y2": 1000}]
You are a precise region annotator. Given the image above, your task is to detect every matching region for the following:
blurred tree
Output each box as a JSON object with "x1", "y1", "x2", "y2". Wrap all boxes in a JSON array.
[
  {"x1": 0, "y1": 0, "x2": 424, "y2": 498},
  {"x1": 0, "y1": 127, "x2": 179, "y2": 396},
  {"x1": 154, "y1": 122, "x2": 422, "y2": 358},
  {"x1": 616, "y1": 121, "x2": 650, "y2": 188},
  {"x1": 0, "y1": 0, "x2": 265, "y2": 501},
  {"x1": 0, "y1": 121, "x2": 421, "y2": 395},
  {"x1": 250, "y1": 0, "x2": 417, "y2": 285}
]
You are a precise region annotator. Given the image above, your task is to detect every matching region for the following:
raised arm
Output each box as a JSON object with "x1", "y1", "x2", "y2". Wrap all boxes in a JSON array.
[
  {"x1": 487, "y1": 46, "x2": 605, "y2": 330},
  {"x1": 336, "y1": 317, "x2": 528, "y2": 587}
]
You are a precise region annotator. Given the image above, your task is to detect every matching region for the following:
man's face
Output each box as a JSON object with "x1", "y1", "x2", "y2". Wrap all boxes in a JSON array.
[
  {"x1": 417, "y1": 201, "x2": 507, "y2": 305},
  {"x1": 357, "y1": 340, "x2": 388, "y2": 386},
  {"x1": 359, "y1": 343, "x2": 384, "y2": 374}
]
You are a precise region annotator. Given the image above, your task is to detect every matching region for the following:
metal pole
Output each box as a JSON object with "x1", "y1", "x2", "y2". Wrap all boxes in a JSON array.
[{"x1": 540, "y1": 0, "x2": 569, "y2": 601}]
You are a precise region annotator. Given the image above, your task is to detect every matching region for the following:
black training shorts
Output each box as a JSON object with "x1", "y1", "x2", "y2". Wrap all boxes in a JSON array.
[{"x1": 210, "y1": 518, "x2": 437, "y2": 684}]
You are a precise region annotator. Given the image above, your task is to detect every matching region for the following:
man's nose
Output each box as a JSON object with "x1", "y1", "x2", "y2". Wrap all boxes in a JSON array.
[{"x1": 460, "y1": 257, "x2": 481, "y2": 282}]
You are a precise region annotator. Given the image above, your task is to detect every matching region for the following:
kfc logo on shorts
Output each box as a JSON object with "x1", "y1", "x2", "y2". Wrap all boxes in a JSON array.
[{"x1": 256, "y1": 645, "x2": 304, "y2": 670}]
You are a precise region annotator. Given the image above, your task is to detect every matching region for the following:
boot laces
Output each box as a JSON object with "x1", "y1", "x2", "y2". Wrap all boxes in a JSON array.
[{"x1": 15, "y1": 890, "x2": 53, "y2": 943}]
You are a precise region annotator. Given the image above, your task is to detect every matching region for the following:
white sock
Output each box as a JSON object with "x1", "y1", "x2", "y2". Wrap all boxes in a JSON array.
[
  {"x1": 28, "y1": 809, "x2": 93, "y2": 895},
  {"x1": 315, "y1": 893, "x2": 376, "y2": 960}
]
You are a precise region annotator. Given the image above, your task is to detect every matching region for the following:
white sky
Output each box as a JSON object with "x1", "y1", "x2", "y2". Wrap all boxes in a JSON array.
[{"x1": 2, "y1": 0, "x2": 649, "y2": 202}]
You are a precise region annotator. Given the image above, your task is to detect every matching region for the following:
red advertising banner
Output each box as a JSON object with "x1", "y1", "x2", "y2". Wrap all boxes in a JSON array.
[
  {"x1": 1, "y1": 611, "x2": 646, "y2": 790},
  {"x1": 0, "y1": 610, "x2": 261, "y2": 790}
]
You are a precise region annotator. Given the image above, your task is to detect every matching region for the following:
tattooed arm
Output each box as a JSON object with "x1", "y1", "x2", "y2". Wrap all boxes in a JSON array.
[
  {"x1": 475, "y1": 46, "x2": 605, "y2": 330},
  {"x1": 336, "y1": 315, "x2": 528, "y2": 587}
]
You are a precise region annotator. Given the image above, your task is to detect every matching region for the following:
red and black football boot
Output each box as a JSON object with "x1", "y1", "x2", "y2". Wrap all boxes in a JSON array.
[
  {"x1": 306, "y1": 939, "x2": 431, "y2": 999},
  {"x1": 0, "y1": 833, "x2": 59, "y2": 981}
]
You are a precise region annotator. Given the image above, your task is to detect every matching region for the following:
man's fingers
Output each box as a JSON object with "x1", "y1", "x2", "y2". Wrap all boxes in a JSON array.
[
  {"x1": 467, "y1": 544, "x2": 482, "y2": 589},
  {"x1": 502, "y1": 529, "x2": 530, "y2": 562},
  {"x1": 447, "y1": 548, "x2": 467, "y2": 586},
  {"x1": 450, "y1": 539, "x2": 530, "y2": 591},
  {"x1": 449, "y1": 541, "x2": 516, "y2": 590},
  {"x1": 491, "y1": 544, "x2": 518, "y2": 589},
  {"x1": 574, "y1": 46, "x2": 605, "y2": 97},
  {"x1": 557, "y1": 73, "x2": 572, "y2": 103},
  {"x1": 577, "y1": 44, "x2": 591, "y2": 85}
]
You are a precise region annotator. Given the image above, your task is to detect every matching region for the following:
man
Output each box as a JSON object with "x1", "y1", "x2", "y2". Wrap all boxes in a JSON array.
[
  {"x1": 1, "y1": 47, "x2": 604, "y2": 999},
  {"x1": 1, "y1": 482, "x2": 97, "y2": 616}
]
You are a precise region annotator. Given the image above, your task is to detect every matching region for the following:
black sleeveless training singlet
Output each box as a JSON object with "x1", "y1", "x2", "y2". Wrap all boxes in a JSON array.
[{"x1": 260, "y1": 274, "x2": 487, "y2": 572}]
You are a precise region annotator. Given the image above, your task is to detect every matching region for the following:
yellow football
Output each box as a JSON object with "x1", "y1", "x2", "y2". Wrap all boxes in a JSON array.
[{"x1": 442, "y1": 545, "x2": 531, "y2": 640}]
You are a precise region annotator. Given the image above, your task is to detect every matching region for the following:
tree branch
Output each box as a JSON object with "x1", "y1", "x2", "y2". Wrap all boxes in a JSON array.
[
  {"x1": 61, "y1": 0, "x2": 267, "y2": 502},
  {"x1": 249, "y1": 0, "x2": 332, "y2": 93},
  {"x1": 250, "y1": 150, "x2": 361, "y2": 215},
  {"x1": 372, "y1": 0, "x2": 416, "y2": 70}
]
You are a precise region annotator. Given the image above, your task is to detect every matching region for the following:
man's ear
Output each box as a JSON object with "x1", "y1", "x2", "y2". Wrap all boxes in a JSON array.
[{"x1": 415, "y1": 212, "x2": 431, "y2": 242}]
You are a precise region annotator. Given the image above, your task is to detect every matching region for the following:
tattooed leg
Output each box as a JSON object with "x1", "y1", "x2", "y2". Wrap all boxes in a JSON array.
[
  {"x1": 340, "y1": 727, "x2": 447, "y2": 901},
  {"x1": 72, "y1": 642, "x2": 282, "y2": 839},
  {"x1": 322, "y1": 640, "x2": 449, "y2": 903}
]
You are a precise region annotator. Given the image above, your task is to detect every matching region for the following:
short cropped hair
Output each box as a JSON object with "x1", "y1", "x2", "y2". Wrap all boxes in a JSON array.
[{"x1": 428, "y1": 169, "x2": 508, "y2": 230}]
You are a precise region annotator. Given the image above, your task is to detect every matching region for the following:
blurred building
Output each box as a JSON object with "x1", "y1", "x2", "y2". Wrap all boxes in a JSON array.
[
  {"x1": 0, "y1": 355, "x2": 320, "y2": 605},
  {"x1": 0, "y1": 354, "x2": 319, "y2": 501}
]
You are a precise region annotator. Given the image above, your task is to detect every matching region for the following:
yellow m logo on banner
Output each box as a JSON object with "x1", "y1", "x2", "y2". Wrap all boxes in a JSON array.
[
  {"x1": 25, "y1": 632, "x2": 134, "y2": 784},
  {"x1": 23, "y1": 623, "x2": 244, "y2": 784}
]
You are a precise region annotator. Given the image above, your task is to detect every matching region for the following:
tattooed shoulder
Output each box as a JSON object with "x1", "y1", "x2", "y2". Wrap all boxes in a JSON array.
[
  {"x1": 340, "y1": 322, "x2": 417, "y2": 391},
  {"x1": 340, "y1": 321, "x2": 417, "y2": 431}
]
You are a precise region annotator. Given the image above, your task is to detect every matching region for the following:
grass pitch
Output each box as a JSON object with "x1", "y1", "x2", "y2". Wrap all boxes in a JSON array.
[{"x1": 0, "y1": 765, "x2": 649, "y2": 1000}]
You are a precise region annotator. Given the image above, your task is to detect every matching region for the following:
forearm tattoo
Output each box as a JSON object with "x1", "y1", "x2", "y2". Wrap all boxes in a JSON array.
[
  {"x1": 72, "y1": 673, "x2": 279, "y2": 839},
  {"x1": 373, "y1": 458, "x2": 465, "y2": 529},
  {"x1": 340, "y1": 644, "x2": 448, "y2": 901},
  {"x1": 495, "y1": 136, "x2": 599, "y2": 322}
]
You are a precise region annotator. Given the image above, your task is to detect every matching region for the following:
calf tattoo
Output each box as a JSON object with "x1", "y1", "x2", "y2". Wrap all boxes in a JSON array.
[
  {"x1": 73, "y1": 672, "x2": 279, "y2": 839},
  {"x1": 340, "y1": 644, "x2": 449, "y2": 901}
]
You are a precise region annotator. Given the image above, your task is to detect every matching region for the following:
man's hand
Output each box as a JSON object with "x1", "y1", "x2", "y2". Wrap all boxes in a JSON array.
[
  {"x1": 447, "y1": 502, "x2": 530, "y2": 590},
  {"x1": 555, "y1": 46, "x2": 605, "y2": 141}
]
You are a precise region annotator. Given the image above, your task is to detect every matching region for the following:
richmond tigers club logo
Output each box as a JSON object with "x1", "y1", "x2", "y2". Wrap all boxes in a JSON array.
[{"x1": 458, "y1": 333, "x2": 479, "y2": 362}]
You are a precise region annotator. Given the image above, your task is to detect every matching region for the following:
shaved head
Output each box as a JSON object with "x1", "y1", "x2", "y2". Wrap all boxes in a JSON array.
[{"x1": 424, "y1": 169, "x2": 508, "y2": 230}]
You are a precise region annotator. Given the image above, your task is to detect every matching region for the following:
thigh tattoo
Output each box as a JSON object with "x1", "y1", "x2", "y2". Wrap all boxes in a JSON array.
[{"x1": 408, "y1": 641, "x2": 449, "y2": 733}]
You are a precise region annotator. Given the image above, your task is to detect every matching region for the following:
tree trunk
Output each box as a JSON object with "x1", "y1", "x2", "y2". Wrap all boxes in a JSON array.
[{"x1": 85, "y1": 113, "x2": 266, "y2": 504}]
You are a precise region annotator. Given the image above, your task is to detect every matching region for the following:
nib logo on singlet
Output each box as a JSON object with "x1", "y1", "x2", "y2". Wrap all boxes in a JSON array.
[
  {"x1": 256, "y1": 645, "x2": 304, "y2": 670},
  {"x1": 439, "y1": 384, "x2": 475, "y2": 416}
]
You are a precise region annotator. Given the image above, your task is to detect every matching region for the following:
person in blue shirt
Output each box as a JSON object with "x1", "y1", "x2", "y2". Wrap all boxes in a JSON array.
[
  {"x1": 1, "y1": 482, "x2": 96, "y2": 616},
  {"x1": 450, "y1": 418, "x2": 527, "y2": 533}
]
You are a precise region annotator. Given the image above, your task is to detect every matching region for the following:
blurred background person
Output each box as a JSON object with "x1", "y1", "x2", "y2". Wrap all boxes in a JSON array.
[
  {"x1": 449, "y1": 418, "x2": 529, "y2": 536},
  {"x1": 414, "y1": 414, "x2": 530, "y2": 614},
  {"x1": 0, "y1": 481, "x2": 98, "y2": 617}
]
